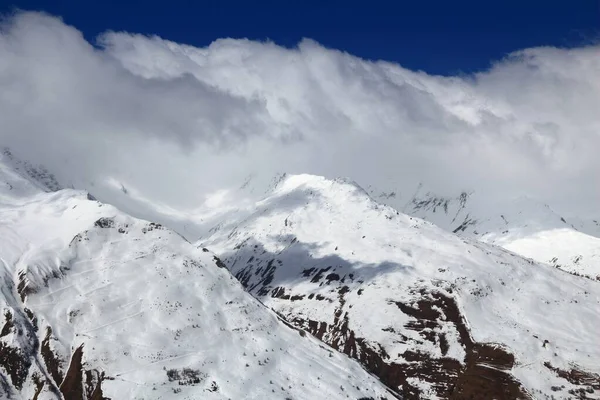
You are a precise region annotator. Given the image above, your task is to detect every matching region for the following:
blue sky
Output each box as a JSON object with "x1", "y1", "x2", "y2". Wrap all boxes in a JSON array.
[{"x1": 1, "y1": 0, "x2": 598, "y2": 75}]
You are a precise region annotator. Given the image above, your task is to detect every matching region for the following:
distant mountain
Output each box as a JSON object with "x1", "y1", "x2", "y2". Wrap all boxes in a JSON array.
[
  {"x1": 201, "y1": 174, "x2": 600, "y2": 399},
  {"x1": 0, "y1": 155, "x2": 395, "y2": 399},
  {"x1": 366, "y1": 184, "x2": 600, "y2": 281}
]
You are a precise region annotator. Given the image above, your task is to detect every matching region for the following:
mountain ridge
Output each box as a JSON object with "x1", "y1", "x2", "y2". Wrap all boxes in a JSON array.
[
  {"x1": 0, "y1": 158, "x2": 396, "y2": 399},
  {"x1": 5, "y1": 147, "x2": 599, "y2": 281},
  {"x1": 201, "y1": 173, "x2": 600, "y2": 399}
]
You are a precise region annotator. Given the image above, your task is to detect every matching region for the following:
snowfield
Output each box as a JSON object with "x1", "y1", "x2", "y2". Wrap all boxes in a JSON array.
[
  {"x1": 0, "y1": 158, "x2": 395, "y2": 399},
  {"x1": 202, "y1": 174, "x2": 600, "y2": 399}
]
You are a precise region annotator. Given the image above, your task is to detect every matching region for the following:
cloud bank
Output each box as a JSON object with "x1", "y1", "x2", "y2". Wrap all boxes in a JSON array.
[{"x1": 1, "y1": 11, "x2": 599, "y2": 219}]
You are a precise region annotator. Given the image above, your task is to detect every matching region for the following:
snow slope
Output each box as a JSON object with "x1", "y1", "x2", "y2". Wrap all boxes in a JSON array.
[
  {"x1": 202, "y1": 174, "x2": 600, "y2": 399},
  {"x1": 0, "y1": 158, "x2": 395, "y2": 399}
]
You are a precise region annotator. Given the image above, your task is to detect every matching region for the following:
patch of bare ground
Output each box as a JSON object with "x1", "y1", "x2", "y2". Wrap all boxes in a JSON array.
[
  {"x1": 0, "y1": 310, "x2": 14, "y2": 337},
  {"x1": 2, "y1": 266, "x2": 108, "y2": 397},
  {"x1": 450, "y1": 343, "x2": 525, "y2": 400}
]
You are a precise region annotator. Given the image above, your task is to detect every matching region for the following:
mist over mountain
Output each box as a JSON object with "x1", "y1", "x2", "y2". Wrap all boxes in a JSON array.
[
  {"x1": 1, "y1": 10, "x2": 600, "y2": 400},
  {"x1": 1, "y1": 11, "x2": 599, "y2": 220}
]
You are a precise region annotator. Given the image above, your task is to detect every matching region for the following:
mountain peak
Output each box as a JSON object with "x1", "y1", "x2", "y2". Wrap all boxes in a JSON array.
[
  {"x1": 202, "y1": 177, "x2": 600, "y2": 398},
  {"x1": 0, "y1": 162, "x2": 395, "y2": 399}
]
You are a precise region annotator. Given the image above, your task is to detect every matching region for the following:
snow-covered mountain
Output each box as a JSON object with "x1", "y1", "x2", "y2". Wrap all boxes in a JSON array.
[
  {"x1": 0, "y1": 156, "x2": 396, "y2": 399},
  {"x1": 201, "y1": 174, "x2": 600, "y2": 399},
  {"x1": 364, "y1": 184, "x2": 600, "y2": 281},
  {"x1": 3, "y1": 148, "x2": 600, "y2": 399}
]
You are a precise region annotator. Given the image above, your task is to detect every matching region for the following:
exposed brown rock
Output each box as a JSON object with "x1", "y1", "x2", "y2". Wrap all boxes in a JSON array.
[
  {"x1": 50, "y1": 344, "x2": 109, "y2": 400},
  {"x1": 40, "y1": 326, "x2": 64, "y2": 386},
  {"x1": 85, "y1": 369, "x2": 108, "y2": 400},
  {"x1": 31, "y1": 373, "x2": 44, "y2": 400},
  {"x1": 544, "y1": 361, "x2": 600, "y2": 388},
  {"x1": 59, "y1": 344, "x2": 85, "y2": 400},
  {"x1": 0, "y1": 310, "x2": 14, "y2": 337},
  {"x1": 281, "y1": 287, "x2": 531, "y2": 399},
  {"x1": 451, "y1": 343, "x2": 526, "y2": 400}
]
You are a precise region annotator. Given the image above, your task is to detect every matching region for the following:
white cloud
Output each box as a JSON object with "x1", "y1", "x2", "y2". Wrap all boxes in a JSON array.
[{"x1": 1, "y1": 11, "x2": 599, "y2": 220}]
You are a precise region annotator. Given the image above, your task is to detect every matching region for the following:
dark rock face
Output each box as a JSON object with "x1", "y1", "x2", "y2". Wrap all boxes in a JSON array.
[
  {"x1": 59, "y1": 345, "x2": 85, "y2": 400},
  {"x1": 212, "y1": 255, "x2": 227, "y2": 269},
  {"x1": 293, "y1": 287, "x2": 530, "y2": 400},
  {"x1": 40, "y1": 327, "x2": 64, "y2": 387},
  {"x1": 94, "y1": 218, "x2": 115, "y2": 229},
  {"x1": 0, "y1": 311, "x2": 109, "y2": 398},
  {"x1": 222, "y1": 242, "x2": 533, "y2": 399},
  {"x1": 1, "y1": 269, "x2": 109, "y2": 399},
  {"x1": 0, "y1": 311, "x2": 30, "y2": 390}
]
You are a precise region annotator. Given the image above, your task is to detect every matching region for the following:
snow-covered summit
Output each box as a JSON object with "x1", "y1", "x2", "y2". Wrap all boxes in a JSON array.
[{"x1": 202, "y1": 173, "x2": 600, "y2": 399}]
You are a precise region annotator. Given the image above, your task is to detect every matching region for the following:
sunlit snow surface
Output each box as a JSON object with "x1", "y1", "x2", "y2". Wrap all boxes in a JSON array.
[{"x1": 0, "y1": 159, "x2": 394, "y2": 399}]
